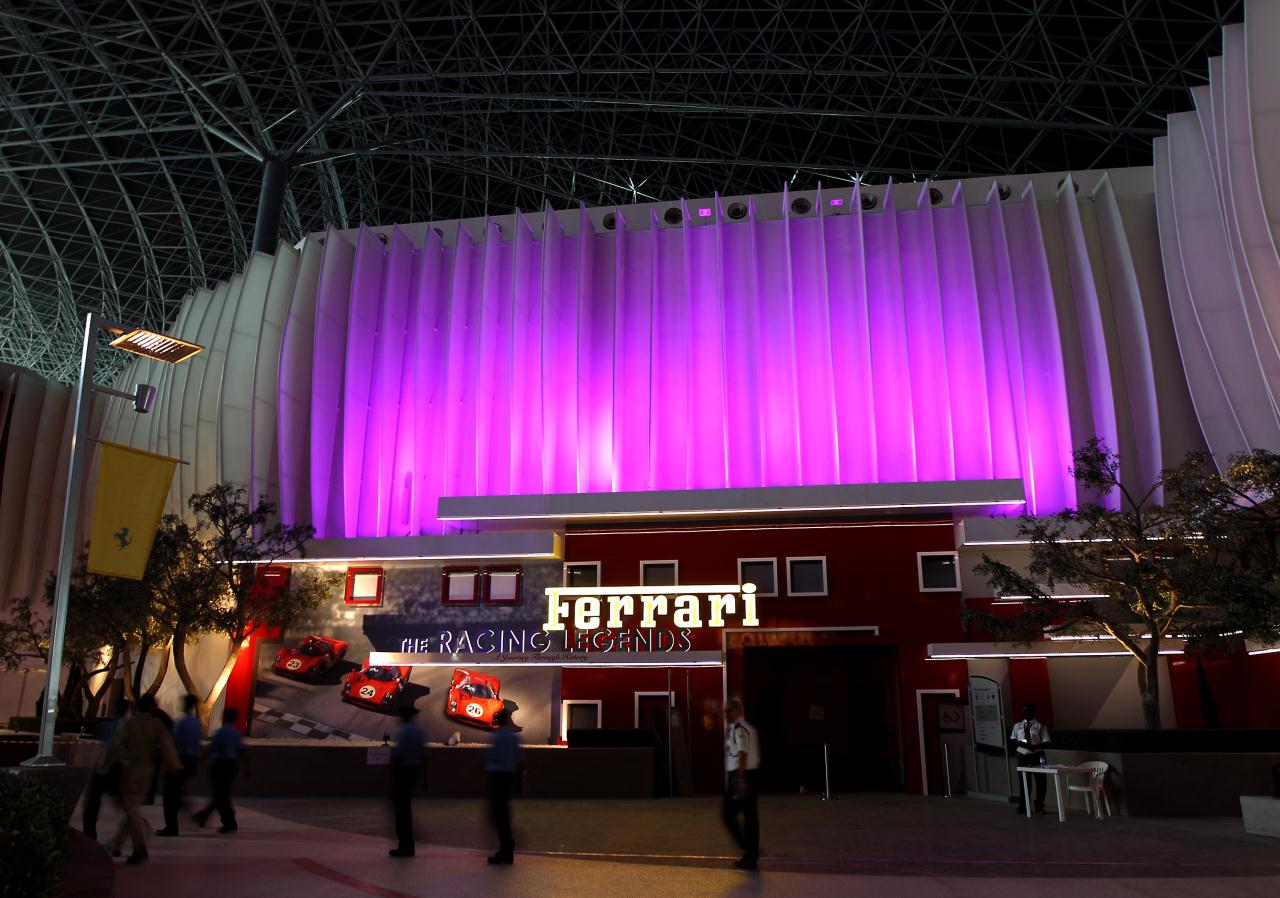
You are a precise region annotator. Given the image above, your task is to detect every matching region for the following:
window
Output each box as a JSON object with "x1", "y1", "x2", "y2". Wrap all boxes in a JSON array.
[
  {"x1": 345, "y1": 567, "x2": 384, "y2": 606},
  {"x1": 786, "y1": 556, "x2": 827, "y2": 596},
  {"x1": 563, "y1": 562, "x2": 600, "y2": 588},
  {"x1": 640, "y1": 560, "x2": 678, "y2": 586},
  {"x1": 441, "y1": 567, "x2": 480, "y2": 604},
  {"x1": 560, "y1": 700, "x2": 602, "y2": 742},
  {"x1": 483, "y1": 567, "x2": 522, "y2": 604},
  {"x1": 737, "y1": 558, "x2": 778, "y2": 597},
  {"x1": 917, "y1": 551, "x2": 961, "y2": 592}
]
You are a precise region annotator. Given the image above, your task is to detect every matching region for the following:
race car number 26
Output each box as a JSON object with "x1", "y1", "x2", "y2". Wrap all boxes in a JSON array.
[
  {"x1": 465, "y1": 702, "x2": 484, "y2": 718},
  {"x1": 359, "y1": 685, "x2": 377, "y2": 699}
]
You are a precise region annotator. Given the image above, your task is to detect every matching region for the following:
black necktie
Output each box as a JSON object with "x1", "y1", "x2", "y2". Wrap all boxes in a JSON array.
[{"x1": 1025, "y1": 720, "x2": 1034, "y2": 751}]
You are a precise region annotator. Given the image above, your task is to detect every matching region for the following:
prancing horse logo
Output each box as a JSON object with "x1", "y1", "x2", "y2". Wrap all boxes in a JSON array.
[{"x1": 113, "y1": 527, "x2": 132, "y2": 550}]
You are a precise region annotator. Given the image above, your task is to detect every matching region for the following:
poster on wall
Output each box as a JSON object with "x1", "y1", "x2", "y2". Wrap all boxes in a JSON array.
[
  {"x1": 968, "y1": 675, "x2": 1005, "y2": 748},
  {"x1": 250, "y1": 630, "x2": 557, "y2": 744}
]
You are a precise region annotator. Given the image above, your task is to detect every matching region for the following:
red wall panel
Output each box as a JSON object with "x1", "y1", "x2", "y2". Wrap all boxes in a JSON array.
[{"x1": 563, "y1": 519, "x2": 972, "y2": 794}]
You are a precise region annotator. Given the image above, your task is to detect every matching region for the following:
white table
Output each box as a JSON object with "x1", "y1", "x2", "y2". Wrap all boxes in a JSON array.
[{"x1": 1016, "y1": 764, "x2": 1093, "y2": 822}]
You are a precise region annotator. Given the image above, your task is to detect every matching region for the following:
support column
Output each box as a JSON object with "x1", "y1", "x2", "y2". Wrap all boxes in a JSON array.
[{"x1": 252, "y1": 156, "x2": 290, "y2": 255}]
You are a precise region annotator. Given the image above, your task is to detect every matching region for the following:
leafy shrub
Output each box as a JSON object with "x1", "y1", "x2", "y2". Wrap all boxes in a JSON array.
[{"x1": 0, "y1": 771, "x2": 70, "y2": 898}]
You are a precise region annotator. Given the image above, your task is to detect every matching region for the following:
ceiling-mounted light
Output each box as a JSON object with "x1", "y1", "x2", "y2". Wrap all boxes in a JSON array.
[{"x1": 109, "y1": 329, "x2": 204, "y2": 364}]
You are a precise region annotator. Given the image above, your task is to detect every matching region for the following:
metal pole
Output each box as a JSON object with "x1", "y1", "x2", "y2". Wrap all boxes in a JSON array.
[
  {"x1": 943, "y1": 743, "x2": 953, "y2": 798},
  {"x1": 823, "y1": 742, "x2": 831, "y2": 800},
  {"x1": 25, "y1": 312, "x2": 98, "y2": 766},
  {"x1": 666, "y1": 668, "x2": 674, "y2": 797}
]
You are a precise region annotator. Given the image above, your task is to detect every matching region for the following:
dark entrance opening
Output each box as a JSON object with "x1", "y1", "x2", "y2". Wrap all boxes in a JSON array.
[{"x1": 742, "y1": 645, "x2": 903, "y2": 792}]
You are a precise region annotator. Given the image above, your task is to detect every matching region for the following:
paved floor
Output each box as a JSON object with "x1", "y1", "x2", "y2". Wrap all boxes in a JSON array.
[{"x1": 91, "y1": 794, "x2": 1280, "y2": 898}]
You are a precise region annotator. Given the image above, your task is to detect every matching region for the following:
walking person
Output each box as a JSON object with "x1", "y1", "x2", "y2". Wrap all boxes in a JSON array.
[
  {"x1": 1011, "y1": 703, "x2": 1051, "y2": 815},
  {"x1": 721, "y1": 698, "x2": 761, "y2": 870},
  {"x1": 102, "y1": 695, "x2": 180, "y2": 864},
  {"x1": 484, "y1": 706, "x2": 522, "y2": 865},
  {"x1": 195, "y1": 707, "x2": 245, "y2": 833},
  {"x1": 83, "y1": 697, "x2": 129, "y2": 840},
  {"x1": 158, "y1": 694, "x2": 202, "y2": 837},
  {"x1": 388, "y1": 706, "x2": 426, "y2": 858}
]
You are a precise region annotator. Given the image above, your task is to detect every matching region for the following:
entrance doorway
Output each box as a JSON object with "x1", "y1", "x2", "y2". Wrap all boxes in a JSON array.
[{"x1": 742, "y1": 645, "x2": 903, "y2": 792}]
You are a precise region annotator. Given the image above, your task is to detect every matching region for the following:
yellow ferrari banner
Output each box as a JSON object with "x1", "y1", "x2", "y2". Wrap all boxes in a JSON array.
[{"x1": 87, "y1": 442, "x2": 178, "y2": 580}]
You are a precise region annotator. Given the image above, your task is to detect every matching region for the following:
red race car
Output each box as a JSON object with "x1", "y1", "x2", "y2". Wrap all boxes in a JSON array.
[
  {"x1": 271, "y1": 635, "x2": 348, "y2": 679},
  {"x1": 342, "y1": 663, "x2": 412, "y2": 709},
  {"x1": 446, "y1": 668, "x2": 504, "y2": 729}
]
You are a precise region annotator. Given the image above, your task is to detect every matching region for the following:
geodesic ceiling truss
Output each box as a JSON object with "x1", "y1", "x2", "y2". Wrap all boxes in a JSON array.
[{"x1": 0, "y1": 0, "x2": 1241, "y2": 384}]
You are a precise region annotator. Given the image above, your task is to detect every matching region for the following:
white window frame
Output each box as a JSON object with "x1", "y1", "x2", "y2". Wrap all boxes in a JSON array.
[
  {"x1": 562, "y1": 561, "x2": 601, "y2": 588},
  {"x1": 917, "y1": 551, "x2": 962, "y2": 593},
  {"x1": 737, "y1": 557, "x2": 779, "y2": 598},
  {"x1": 560, "y1": 699, "x2": 603, "y2": 742},
  {"x1": 640, "y1": 559, "x2": 679, "y2": 587},
  {"x1": 634, "y1": 691, "x2": 675, "y2": 728},
  {"x1": 786, "y1": 556, "x2": 828, "y2": 597}
]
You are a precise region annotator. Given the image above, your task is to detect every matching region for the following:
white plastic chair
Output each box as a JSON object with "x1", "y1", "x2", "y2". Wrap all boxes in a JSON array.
[{"x1": 1067, "y1": 761, "x2": 1112, "y2": 819}]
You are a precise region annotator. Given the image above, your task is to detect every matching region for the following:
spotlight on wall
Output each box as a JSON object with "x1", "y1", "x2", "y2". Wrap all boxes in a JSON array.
[
  {"x1": 928, "y1": 187, "x2": 944, "y2": 206},
  {"x1": 997, "y1": 182, "x2": 1012, "y2": 201},
  {"x1": 663, "y1": 207, "x2": 683, "y2": 226},
  {"x1": 602, "y1": 212, "x2": 617, "y2": 230},
  {"x1": 860, "y1": 192, "x2": 879, "y2": 212},
  {"x1": 790, "y1": 196, "x2": 813, "y2": 215},
  {"x1": 132, "y1": 383, "x2": 157, "y2": 414},
  {"x1": 726, "y1": 202, "x2": 747, "y2": 220}
]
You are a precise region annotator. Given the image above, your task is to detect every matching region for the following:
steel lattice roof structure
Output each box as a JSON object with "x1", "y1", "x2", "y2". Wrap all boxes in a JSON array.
[{"x1": 0, "y1": 1, "x2": 1242, "y2": 384}]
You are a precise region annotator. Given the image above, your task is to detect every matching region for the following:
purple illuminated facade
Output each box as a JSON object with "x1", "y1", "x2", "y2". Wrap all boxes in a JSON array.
[{"x1": 278, "y1": 184, "x2": 1080, "y2": 538}]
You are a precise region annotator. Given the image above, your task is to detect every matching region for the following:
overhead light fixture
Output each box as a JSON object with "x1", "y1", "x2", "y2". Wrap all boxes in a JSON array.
[{"x1": 109, "y1": 329, "x2": 204, "y2": 364}]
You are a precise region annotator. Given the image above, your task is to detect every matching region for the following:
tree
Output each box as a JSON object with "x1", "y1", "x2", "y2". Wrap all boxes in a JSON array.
[
  {"x1": 970, "y1": 440, "x2": 1280, "y2": 729},
  {"x1": 0, "y1": 560, "x2": 137, "y2": 721},
  {"x1": 168, "y1": 483, "x2": 336, "y2": 730}
]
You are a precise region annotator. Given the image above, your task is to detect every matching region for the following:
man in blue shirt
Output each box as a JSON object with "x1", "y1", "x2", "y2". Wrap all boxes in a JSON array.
[
  {"x1": 484, "y1": 706, "x2": 522, "y2": 865},
  {"x1": 158, "y1": 694, "x2": 202, "y2": 836},
  {"x1": 194, "y1": 707, "x2": 244, "y2": 833},
  {"x1": 389, "y1": 706, "x2": 426, "y2": 858}
]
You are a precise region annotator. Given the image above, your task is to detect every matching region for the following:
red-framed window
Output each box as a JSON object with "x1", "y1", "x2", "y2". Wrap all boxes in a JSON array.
[
  {"x1": 483, "y1": 567, "x2": 523, "y2": 605},
  {"x1": 344, "y1": 567, "x2": 384, "y2": 606},
  {"x1": 442, "y1": 566, "x2": 481, "y2": 605}
]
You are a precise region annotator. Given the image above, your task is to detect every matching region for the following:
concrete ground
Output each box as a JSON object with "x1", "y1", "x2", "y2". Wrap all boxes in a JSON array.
[{"x1": 92, "y1": 793, "x2": 1280, "y2": 898}]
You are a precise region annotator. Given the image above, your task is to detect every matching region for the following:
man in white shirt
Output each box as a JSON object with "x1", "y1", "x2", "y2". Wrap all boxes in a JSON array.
[
  {"x1": 1010, "y1": 703, "x2": 1051, "y2": 814},
  {"x1": 722, "y1": 697, "x2": 761, "y2": 870}
]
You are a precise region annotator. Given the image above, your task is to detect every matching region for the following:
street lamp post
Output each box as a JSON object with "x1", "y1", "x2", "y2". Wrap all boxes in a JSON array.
[{"x1": 23, "y1": 311, "x2": 201, "y2": 766}]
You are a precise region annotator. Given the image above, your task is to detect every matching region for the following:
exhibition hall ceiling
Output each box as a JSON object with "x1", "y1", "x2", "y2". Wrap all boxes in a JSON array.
[{"x1": 0, "y1": 1, "x2": 1240, "y2": 383}]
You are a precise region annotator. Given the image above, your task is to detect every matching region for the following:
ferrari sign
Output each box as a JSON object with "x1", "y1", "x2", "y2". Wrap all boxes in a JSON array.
[{"x1": 542, "y1": 583, "x2": 760, "y2": 633}]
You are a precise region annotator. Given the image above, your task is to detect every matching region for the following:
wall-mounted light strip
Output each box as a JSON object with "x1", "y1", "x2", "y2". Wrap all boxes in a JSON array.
[
  {"x1": 573, "y1": 520, "x2": 956, "y2": 537},
  {"x1": 232, "y1": 551, "x2": 560, "y2": 566},
  {"x1": 928, "y1": 649, "x2": 1183, "y2": 660},
  {"x1": 369, "y1": 660, "x2": 724, "y2": 668},
  {"x1": 440, "y1": 498, "x2": 1025, "y2": 522}
]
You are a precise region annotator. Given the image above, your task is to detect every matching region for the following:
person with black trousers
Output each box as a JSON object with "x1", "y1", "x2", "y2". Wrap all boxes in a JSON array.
[
  {"x1": 195, "y1": 707, "x2": 245, "y2": 833},
  {"x1": 1011, "y1": 703, "x2": 1052, "y2": 814},
  {"x1": 83, "y1": 697, "x2": 129, "y2": 840},
  {"x1": 722, "y1": 698, "x2": 761, "y2": 870},
  {"x1": 388, "y1": 707, "x2": 426, "y2": 858},
  {"x1": 158, "y1": 694, "x2": 202, "y2": 836},
  {"x1": 483, "y1": 706, "x2": 522, "y2": 865}
]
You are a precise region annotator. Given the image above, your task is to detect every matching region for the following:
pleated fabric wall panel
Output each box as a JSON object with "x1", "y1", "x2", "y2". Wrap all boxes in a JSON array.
[
  {"x1": 1155, "y1": 13, "x2": 1280, "y2": 465},
  {"x1": 85, "y1": 175, "x2": 1204, "y2": 541},
  {"x1": 261, "y1": 184, "x2": 1174, "y2": 539}
]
